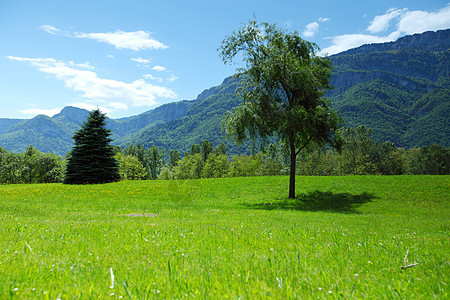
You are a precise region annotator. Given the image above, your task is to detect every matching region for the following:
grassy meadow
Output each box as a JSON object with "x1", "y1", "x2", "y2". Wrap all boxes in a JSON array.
[{"x1": 0, "y1": 175, "x2": 448, "y2": 298}]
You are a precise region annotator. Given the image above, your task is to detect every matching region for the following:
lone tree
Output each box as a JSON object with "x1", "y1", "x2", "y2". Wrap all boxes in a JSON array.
[
  {"x1": 219, "y1": 20, "x2": 341, "y2": 198},
  {"x1": 64, "y1": 109, "x2": 120, "y2": 184}
]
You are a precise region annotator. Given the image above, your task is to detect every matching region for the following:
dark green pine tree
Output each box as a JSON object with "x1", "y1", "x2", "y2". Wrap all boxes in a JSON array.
[{"x1": 64, "y1": 109, "x2": 120, "y2": 184}]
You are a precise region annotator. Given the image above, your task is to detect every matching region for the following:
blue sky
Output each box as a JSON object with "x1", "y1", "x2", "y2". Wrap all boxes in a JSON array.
[{"x1": 1, "y1": 0, "x2": 449, "y2": 119}]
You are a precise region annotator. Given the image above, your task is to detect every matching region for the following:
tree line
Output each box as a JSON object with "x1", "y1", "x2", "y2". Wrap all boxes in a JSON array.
[
  {"x1": 158, "y1": 126, "x2": 449, "y2": 180},
  {"x1": 1, "y1": 125, "x2": 447, "y2": 184},
  {"x1": 0, "y1": 145, "x2": 64, "y2": 184},
  {"x1": 296, "y1": 126, "x2": 449, "y2": 176},
  {"x1": 1, "y1": 21, "x2": 448, "y2": 187}
]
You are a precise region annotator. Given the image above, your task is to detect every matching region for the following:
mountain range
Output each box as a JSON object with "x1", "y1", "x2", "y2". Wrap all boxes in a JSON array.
[{"x1": 0, "y1": 29, "x2": 449, "y2": 156}]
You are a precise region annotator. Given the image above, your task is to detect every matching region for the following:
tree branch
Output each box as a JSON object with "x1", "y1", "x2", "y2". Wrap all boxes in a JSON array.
[
  {"x1": 400, "y1": 263, "x2": 419, "y2": 269},
  {"x1": 295, "y1": 135, "x2": 312, "y2": 157},
  {"x1": 400, "y1": 249, "x2": 419, "y2": 269},
  {"x1": 279, "y1": 80, "x2": 293, "y2": 106}
]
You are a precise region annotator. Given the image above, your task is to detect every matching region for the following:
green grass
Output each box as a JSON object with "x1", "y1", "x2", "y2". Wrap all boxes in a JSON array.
[{"x1": 0, "y1": 176, "x2": 448, "y2": 299}]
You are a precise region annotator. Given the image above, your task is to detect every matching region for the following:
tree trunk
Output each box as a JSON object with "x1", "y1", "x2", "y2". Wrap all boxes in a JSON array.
[{"x1": 289, "y1": 139, "x2": 296, "y2": 199}]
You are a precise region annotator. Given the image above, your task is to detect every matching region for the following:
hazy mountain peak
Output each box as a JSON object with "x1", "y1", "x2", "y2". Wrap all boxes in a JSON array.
[{"x1": 52, "y1": 106, "x2": 90, "y2": 125}]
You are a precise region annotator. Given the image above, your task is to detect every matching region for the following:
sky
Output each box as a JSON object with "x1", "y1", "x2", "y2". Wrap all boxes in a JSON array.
[{"x1": 1, "y1": 0, "x2": 449, "y2": 119}]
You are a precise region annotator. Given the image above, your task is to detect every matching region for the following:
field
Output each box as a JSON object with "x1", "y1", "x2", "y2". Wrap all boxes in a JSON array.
[{"x1": 0, "y1": 176, "x2": 448, "y2": 299}]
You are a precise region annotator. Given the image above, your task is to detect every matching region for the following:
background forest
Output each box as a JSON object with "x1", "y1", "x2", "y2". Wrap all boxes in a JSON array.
[
  {"x1": 0, "y1": 30, "x2": 449, "y2": 156},
  {"x1": 0, "y1": 30, "x2": 449, "y2": 183},
  {"x1": 1, "y1": 126, "x2": 448, "y2": 184}
]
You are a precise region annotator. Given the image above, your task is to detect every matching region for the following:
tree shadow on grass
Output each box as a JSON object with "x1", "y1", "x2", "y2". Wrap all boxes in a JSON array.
[{"x1": 244, "y1": 190, "x2": 375, "y2": 214}]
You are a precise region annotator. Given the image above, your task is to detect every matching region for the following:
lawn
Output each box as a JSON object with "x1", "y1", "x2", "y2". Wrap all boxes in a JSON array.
[{"x1": 0, "y1": 176, "x2": 448, "y2": 298}]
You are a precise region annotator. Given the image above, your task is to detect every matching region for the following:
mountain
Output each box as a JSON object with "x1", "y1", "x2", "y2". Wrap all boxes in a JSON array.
[
  {"x1": 52, "y1": 106, "x2": 90, "y2": 124},
  {"x1": 0, "y1": 101, "x2": 196, "y2": 155},
  {"x1": 110, "y1": 100, "x2": 192, "y2": 141},
  {"x1": 328, "y1": 29, "x2": 449, "y2": 148},
  {"x1": 0, "y1": 76, "x2": 246, "y2": 156},
  {"x1": 128, "y1": 29, "x2": 450, "y2": 151},
  {"x1": 338, "y1": 29, "x2": 450, "y2": 55},
  {"x1": 0, "y1": 29, "x2": 449, "y2": 155},
  {"x1": 124, "y1": 76, "x2": 255, "y2": 155},
  {"x1": 0, "y1": 119, "x2": 22, "y2": 135},
  {"x1": 0, "y1": 114, "x2": 75, "y2": 154}
]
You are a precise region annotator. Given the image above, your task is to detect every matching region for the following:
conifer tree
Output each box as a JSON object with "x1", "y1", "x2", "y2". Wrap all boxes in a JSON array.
[{"x1": 64, "y1": 109, "x2": 120, "y2": 184}]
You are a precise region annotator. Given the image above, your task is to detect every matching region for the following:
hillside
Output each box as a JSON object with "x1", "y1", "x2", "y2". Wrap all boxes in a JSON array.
[
  {"x1": 0, "y1": 101, "x2": 195, "y2": 155},
  {"x1": 124, "y1": 76, "x2": 255, "y2": 155},
  {"x1": 329, "y1": 29, "x2": 449, "y2": 148},
  {"x1": 131, "y1": 29, "x2": 450, "y2": 151},
  {"x1": 0, "y1": 76, "x2": 248, "y2": 156},
  {"x1": 0, "y1": 29, "x2": 448, "y2": 155}
]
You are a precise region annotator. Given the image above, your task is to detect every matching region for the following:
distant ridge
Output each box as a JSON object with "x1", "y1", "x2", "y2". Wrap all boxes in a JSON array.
[
  {"x1": 328, "y1": 29, "x2": 449, "y2": 147},
  {"x1": 0, "y1": 118, "x2": 21, "y2": 135},
  {"x1": 338, "y1": 29, "x2": 450, "y2": 55},
  {"x1": 0, "y1": 29, "x2": 449, "y2": 155},
  {"x1": 53, "y1": 106, "x2": 89, "y2": 125}
]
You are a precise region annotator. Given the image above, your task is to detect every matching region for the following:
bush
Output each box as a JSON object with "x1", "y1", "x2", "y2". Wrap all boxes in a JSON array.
[
  {"x1": 158, "y1": 166, "x2": 173, "y2": 180},
  {"x1": 173, "y1": 153, "x2": 204, "y2": 180},
  {"x1": 228, "y1": 155, "x2": 261, "y2": 177},
  {"x1": 407, "y1": 144, "x2": 450, "y2": 175},
  {"x1": 202, "y1": 153, "x2": 229, "y2": 178},
  {"x1": 115, "y1": 153, "x2": 147, "y2": 180}
]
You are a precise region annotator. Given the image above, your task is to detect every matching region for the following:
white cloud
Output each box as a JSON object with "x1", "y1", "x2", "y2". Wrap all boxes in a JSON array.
[
  {"x1": 8, "y1": 56, "x2": 177, "y2": 113},
  {"x1": 302, "y1": 17, "x2": 330, "y2": 38},
  {"x1": 367, "y1": 8, "x2": 405, "y2": 33},
  {"x1": 167, "y1": 74, "x2": 178, "y2": 83},
  {"x1": 132, "y1": 57, "x2": 151, "y2": 66},
  {"x1": 148, "y1": 65, "x2": 177, "y2": 82},
  {"x1": 144, "y1": 74, "x2": 163, "y2": 82},
  {"x1": 321, "y1": 4, "x2": 450, "y2": 55},
  {"x1": 20, "y1": 107, "x2": 62, "y2": 117},
  {"x1": 144, "y1": 72, "x2": 177, "y2": 83},
  {"x1": 303, "y1": 22, "x2": 319, "y2": 38},
  {"x1": 368, "y1": 5, "x2": 450, "y2": 36},
  {"x1": 397, "y1": 4, "x2": 450, "y2": 35},
  {"x1": 152, "y1": 65, "x2": 167, "y2": 72},
  {"x1": 320, "y1": 32, "x2": 400, "y2": 55},
  {"x1": 40, "y1": 25, "x2": 61, "y2": 35},
  {"x1": 67, "y1": 60, "x2": 95, "y2": 70},
  {"x1": 74, "y1": 30, "x2": 168, "y2": 51}
]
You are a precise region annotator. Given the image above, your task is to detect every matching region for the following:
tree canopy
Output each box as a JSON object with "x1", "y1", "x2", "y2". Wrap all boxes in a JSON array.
[
  {"x1": 64, "y1": 109, "x2": 120, "y2": 184},
  {"x1": 219, "y1": 20, "x2": 341, "y2": 198}
]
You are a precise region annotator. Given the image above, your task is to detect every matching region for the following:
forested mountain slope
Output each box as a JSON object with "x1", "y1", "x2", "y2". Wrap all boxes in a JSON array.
[
  {"x1": 0, "y1": 101, "x2": 195, "y2": 155},
  {"x1": 0, "y1": 29, "x2": 448, "y2": 155},
  {"x1": 328, "y1": 29, "x2": 449, "y2": 147},
  {"x1": 123, "y1": 76, "x2": 254, "y2": 154},
  {"x1": 127, "y1": 29, "x2": 450, "y2": 151}
]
